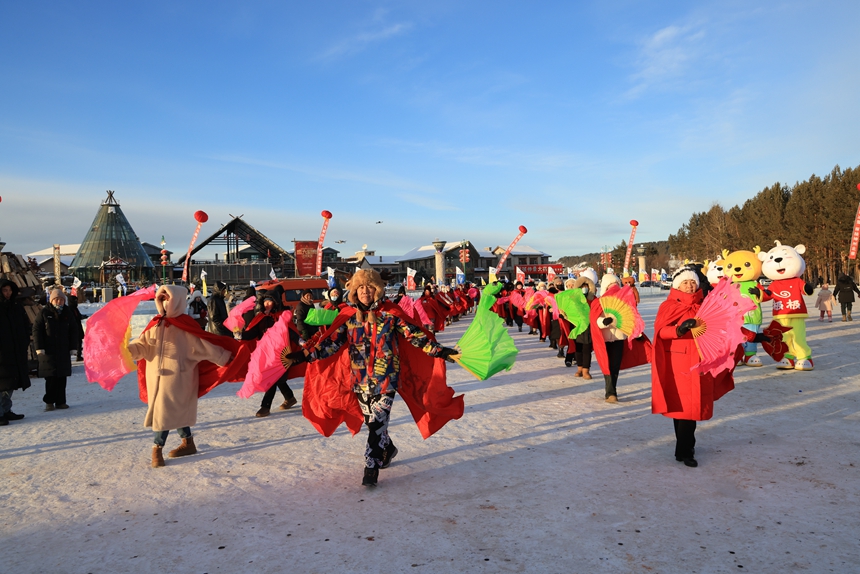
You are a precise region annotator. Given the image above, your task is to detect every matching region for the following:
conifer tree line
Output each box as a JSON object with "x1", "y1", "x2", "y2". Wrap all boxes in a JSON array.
[{"x1": 666, "y1": 164, "x2": 860, "y2": 283}]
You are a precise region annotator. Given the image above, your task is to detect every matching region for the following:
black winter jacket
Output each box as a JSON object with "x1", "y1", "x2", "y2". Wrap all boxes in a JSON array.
[
  {"x1": 207, "y1": 292, "x2": 231, "y2": 336},
  {"x1": 833, "y1": 275, "x2": 860, "y2": 304},
  {"x1": 0, "y1": 280, "x2": 32, "y2": 391},
  {"x1": 33, "y1": 303, "x2": 82, "y2": 378}
]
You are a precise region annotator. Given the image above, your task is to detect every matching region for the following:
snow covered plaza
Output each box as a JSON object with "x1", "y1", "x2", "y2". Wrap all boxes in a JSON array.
[{"x1": 3, "y1": 291, "x2": 858, "y2": 573}]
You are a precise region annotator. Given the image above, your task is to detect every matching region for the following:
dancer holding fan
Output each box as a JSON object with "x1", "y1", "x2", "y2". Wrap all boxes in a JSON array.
[{"x1": 651, "y1": 267, "x2": 766, "y2": 467}]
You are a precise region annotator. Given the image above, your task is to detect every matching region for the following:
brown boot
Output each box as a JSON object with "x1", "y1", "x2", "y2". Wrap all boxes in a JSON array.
[
  {"x1": 582, "y1": 368, "x2": 593, "y2": 380},
  {"x1": 574, "y1": 367, "x2": 583, "y2": 378},
  {"x1": 168, "y1": 437, "x2": 197, "y2": 458},
  {"x1": 152, "y1": 446, "x2": 165, "y2": 468}
]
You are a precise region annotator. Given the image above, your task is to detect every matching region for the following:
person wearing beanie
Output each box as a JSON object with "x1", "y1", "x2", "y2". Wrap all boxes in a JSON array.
[
  {"x1": 294, "y1": 289, "x2": 316, "y2": 341},
  {"x1": 207, "y1": 281, "x2": 231, "y2": 337},
  {"x1": 33, "y1": 288, "x2": 82, "y2": 411},
  {"x1": 651, "y1": 266, "x2": 735, "y2": 467},
  {"x1": 287, "y1": 269, "x2": 461, "y2": 487},
  {"x1": 324, "y1": 287, "x2": 346, "y2": 310}
]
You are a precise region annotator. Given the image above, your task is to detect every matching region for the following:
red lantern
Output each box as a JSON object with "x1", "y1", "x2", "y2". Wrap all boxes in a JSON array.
[
  {"x1": 194, "y1": 210, "x2": 209, "y2": 223},
  {"x1": 519, "y1": 225, "x2": 528, "y2": 234},
  {"x1": 857, "y1": 183, "x2": 860, "y2": 191},
  {"x1": 630, "y1": 219, "x2": 639, "y2": 227},
  {"x1": 321, "y1": 210, "x2": 333, "y2": 219}
]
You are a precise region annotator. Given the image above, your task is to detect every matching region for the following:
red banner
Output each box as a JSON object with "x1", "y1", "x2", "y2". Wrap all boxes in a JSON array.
[
  {"x1": 406, "y1": 267, "x2": 417, "y2": 290},
  {"x1": 546, "y1": 266, "x2": 556, "y2": 282},
  {"x1": 623, "y1": 221, "x2": 638, "y2": 273},
  {"x1": 315, "y1": 211, "x2": 332, "y2": 276},
  {"x1": 850, "y1": 202, "x2": 860, "y2": 259},
  {"x1": 516, "y1": 264, "x2": 563, "y2": 274},
  {"x1": 496, "y1": 225, "x2": 528, "y2": 271},
  {"x1": 516, "y1": 267, "x2": 525, "y2": 283},
  {"x1": 182, "y1": 222, "x2": 204, "y2": 283},
  {"x1": 294, "y1": 240, "x2": 318, "y2": 276}
]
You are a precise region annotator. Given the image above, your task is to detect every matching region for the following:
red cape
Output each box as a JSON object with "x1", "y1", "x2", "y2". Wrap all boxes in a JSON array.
[
  {"x1": 420, "y1": 295, "x2": 446, "y2": 332},
  {"x1": 302, "y1": 302, "x2": 464, "y2": 439},
  {"x1": 589, "y1": 298, "x2": 652, "y2": 374},
  {"x1": 651, "y1": 288, "x2": 736, "y2": 420},
  {"x1": 137, "y1": 314, "x2": 253, "y2": 403}
]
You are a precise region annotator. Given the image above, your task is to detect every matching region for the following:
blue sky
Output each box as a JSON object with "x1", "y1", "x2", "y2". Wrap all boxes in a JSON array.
[{"x1": 1, "y1": 1, "x2": 858, "y2": 261}]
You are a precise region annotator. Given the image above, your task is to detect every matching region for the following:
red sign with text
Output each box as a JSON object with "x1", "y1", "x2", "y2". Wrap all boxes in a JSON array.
[{"x1": 294, "y1": 241, "x2": 318, "y2": 276}]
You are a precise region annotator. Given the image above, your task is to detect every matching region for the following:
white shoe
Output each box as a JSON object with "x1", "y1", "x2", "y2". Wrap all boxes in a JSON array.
[
  {"x1": 744, "y1": 355, "x2": 763, "y2": 367},
  {"x1": 776, "y1": 357, "x2": 795, "y2": 370},
  {"x1": 795, "y1": 358, "x2": 814, "y2": 371}
]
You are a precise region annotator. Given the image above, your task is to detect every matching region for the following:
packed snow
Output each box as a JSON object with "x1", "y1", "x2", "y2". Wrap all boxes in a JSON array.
[{"x1": 3, "y1": 289, "x2": 858, "y2": 573}]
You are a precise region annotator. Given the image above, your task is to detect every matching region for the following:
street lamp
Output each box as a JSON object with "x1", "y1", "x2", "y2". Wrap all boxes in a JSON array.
[
  {"x1": 432, "y1": 238, "x2": 446, "y2": 285},
  {"x1": 636, "y1": 244, "x2": 646, "y2": 283},
  {"x1": 160, "y1": 236, "x2": 168, "y2": 285}
]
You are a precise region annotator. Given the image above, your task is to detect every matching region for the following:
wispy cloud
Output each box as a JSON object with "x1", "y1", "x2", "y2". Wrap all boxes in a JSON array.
[
  {"x1": 396, "y1": 192, "x2": 458, "y2": 211},
  {"x1": 626, "y1": 24, "x2": 705, "y2": 98},
  {"x1": 378, "y1": 139, "x2": 595, "y2": 173},
  {"x1": 209, "y1": 154, "x2": 439, "y2": 193},
  {"x1": 317, "y1": 22, "x2": 413, "y2": 61}
]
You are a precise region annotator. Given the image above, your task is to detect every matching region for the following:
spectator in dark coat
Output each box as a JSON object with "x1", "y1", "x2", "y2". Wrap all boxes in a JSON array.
[
  {"x1": 207, "y1": 281, "x2": 231, "y2": 336},
  {"x1": 0, "y1": 279, "x2": 31, "y2": 425},
  {"x1": 833, "y1": 274, "x2": 860, "y2": 322},
  {"x1": 294, "y1": 289, "x2": 315, "y2": 341},
  {"x1": 33, "y1": 288, "x2": 82, "y2": 410}
]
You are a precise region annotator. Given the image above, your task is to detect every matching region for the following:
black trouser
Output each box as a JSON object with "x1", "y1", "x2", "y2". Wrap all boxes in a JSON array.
[
  {"x1": 575, "y1": 342, "x2": 592, "y2": 369},
  {"x1": 549, "y1": 320, "x2": 560, "y2": 348},
  {"x1": 357, "y1": 391, "x2": 396, "y2": 469},
  {"x1": 673, "y1": 419, "x2": 697, "y2": 459},
  {"x1": 603, "y1": 340, "x2": 624, "y2": 398},
  {"x1": 44, "y1": 376, "x2": 67, "y2": 405},
  {"x1": 513, "y1": 309, "x2": 523, "y2": 329},
  {"x1": 260, "y1": 374, "x2": 295, "y2": 409}
]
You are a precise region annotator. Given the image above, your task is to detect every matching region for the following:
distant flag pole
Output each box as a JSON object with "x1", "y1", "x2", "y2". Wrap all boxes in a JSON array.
[
  {"x1": 623, "y1": 219, "x2": 638, "y2": 275},
  {"x1": 182, "y1": 210, "x2": 208, "y2": 283},
  {"x1": 496, "y1": 225, "x2": 528, "y2": 274},
  {"x1": 316, "y1": 210, "x2": 333, "y2": 276},
  {"x1": 850, "y1": 184, "x2": 860, "y2": 260}
]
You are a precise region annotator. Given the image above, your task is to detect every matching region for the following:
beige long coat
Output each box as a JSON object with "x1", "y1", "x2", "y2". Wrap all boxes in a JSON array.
[
  {"x1": 815, "y1": 287, "x2": 833, "y2": 312},
  {"x1": 128, "y1": 286, "x2": 231, "y2": 432}
]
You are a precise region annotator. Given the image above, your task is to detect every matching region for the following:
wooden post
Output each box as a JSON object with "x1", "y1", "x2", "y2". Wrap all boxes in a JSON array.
[{"x1": 53, "y1": 244, "x2": 61, "y2": 286}]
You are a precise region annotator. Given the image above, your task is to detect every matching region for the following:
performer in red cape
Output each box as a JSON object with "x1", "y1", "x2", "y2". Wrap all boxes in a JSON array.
[
  {"x1": 651, "y1": 267, "x2": 757, "y2": 468},
  {"x1": 419, "y1": 284, "x2": 446, "y2": 332},
  {"x1": 128, "y1": 285, "x2": 251, "y2": 468},
  {"x1": 590, "y1": 279, "x2": 652, "y2": 403},
  {"x1": 287, "y1": 270, "x2": 461, "y2": 487},
  {"x1": 242, "y1": 292, "x2": 301, "y2": 417}
]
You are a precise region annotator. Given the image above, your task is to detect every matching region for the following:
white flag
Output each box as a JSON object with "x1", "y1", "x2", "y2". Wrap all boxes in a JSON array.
[
  {"x1": 72, "y1": 276, "x2": 82, "y2": 289},
  {"x1": 200, "y1": 269, "x2": 207, "y2": 278},
  {"x1": 269, "y1": 268, "x2": 277, "y2": 280},
  {"x1": 115, "y1": 273, "x2": 126, "y2": 285}
]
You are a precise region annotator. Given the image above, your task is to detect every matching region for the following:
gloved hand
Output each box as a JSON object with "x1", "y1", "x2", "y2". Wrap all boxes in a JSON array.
[
  {"x1": 748, "y1": 287, "x2": 761, "y2": 297},
  {"x1": 752, "y1": 333, "x2": 771, "y2": 344},
  {"x1": 438, "y1": 347, "x2": 458, "y2": 363},
  {"x1": 601, "y1": 316, "x2": 615, "y2": 327},
  {"x1": 280, "y1": 349, "x2": 306, "y2": 369},
  {"x1": 676, "y1": 319, "x2": 698, "y2": 337}
]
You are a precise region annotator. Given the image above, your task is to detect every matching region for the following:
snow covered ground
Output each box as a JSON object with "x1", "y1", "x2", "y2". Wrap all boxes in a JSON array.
[{"x1": 3, "y1": 290, "x2": 859, "y2": 573}]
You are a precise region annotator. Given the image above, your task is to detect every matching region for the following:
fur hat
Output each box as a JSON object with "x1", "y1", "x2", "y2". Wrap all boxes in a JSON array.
[
  {"x1": 346, "y1": 269, "x2": 385, "y2": 306},
  {"x1": 671, "y1": 267, "x2": 700, "y2": 289}
]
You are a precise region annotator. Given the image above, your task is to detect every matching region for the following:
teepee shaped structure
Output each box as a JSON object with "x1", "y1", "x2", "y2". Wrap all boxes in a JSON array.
[{"x1": 69, "y1": 191, "x2": 155, "y2": 283}]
